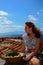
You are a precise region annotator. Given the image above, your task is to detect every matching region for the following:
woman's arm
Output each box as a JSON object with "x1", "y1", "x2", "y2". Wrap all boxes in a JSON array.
[
  {"x1": 31, "y1": 38, "x2": 41, "y2": 56},
  {"x1": 23, "y1": 38, "x2": 41, "y2": 61},
  {"x1": 21, "y1": 39, "x2": 26, "y2": 53}
]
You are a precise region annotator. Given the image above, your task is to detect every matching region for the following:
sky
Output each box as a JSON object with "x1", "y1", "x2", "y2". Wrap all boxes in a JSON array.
[{"x1": 0, "y1": 0, "x2": 43, "y2": 33}]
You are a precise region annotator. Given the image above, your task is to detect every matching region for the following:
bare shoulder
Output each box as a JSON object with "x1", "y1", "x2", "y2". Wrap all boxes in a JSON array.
[
  {"x1": 36, "y1": 38, "x2": 41, "y2": 42},
  {"x1": 36, "y1": 38, "x2": 41, "y2": 45}
]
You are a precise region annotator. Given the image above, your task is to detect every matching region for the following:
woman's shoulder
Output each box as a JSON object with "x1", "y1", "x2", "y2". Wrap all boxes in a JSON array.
[
  {"x1": 22, "y1": 33, "x2": 27, "y2": 40},
  {"x1": 36, "y1": 37, "x2": 41, "y2": 44},
  {"x1": 22, "y1": 33, "x2": 27, "y2": 38}
]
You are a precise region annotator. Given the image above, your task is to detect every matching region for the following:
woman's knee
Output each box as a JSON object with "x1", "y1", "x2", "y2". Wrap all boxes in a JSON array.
[{"x1": 30, "y1": 57, "x2": 40, "y2": 65}]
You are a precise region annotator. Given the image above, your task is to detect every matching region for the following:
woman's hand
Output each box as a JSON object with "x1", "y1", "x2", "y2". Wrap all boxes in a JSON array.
[{"x1": 23, "y1": 53, "x2": 33, "y2": 61}]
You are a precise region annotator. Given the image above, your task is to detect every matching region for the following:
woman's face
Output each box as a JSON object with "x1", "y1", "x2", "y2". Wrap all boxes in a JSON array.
[{"x1": 25, "y1": 25, "x2": 33, "y2": 35}]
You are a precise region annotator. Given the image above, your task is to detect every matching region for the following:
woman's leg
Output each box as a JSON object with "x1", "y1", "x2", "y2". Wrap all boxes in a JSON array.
[{"x1": 30, "y1": 57, "x2": 41, "y2": 65}]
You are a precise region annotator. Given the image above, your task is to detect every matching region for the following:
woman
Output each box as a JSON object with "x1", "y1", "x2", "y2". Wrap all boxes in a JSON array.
[{"x1": 22, "y1": 22, "x2": 41, "y2": 65}]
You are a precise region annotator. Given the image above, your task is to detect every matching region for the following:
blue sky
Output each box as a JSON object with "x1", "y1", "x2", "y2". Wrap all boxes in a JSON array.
[{"x1": 0, "y1": 0, "x2": 43, "y2": 33}]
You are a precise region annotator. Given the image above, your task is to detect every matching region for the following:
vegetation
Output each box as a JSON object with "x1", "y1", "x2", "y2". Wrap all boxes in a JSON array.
[{"x1": 6, "y1": 50, "x2": 19, "y2": 56}]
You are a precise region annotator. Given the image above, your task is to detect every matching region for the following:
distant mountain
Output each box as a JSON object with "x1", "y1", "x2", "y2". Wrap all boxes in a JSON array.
[
  {"x1": 0, "y1": 31, "x2": 25, "y2": 38},
  {"x1": 0, "y1": 31, "x2": 43, "y2": 40}
]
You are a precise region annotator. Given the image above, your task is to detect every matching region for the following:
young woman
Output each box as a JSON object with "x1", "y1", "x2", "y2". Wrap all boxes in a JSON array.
[{"x1": 22, "y1": 22, "x2": 41, "y2": 65}]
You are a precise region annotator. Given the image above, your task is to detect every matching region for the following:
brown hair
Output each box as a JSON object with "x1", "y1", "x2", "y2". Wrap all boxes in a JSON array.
[{"x1": 25, "y1": 22, "x2": 41, "y2": 38}]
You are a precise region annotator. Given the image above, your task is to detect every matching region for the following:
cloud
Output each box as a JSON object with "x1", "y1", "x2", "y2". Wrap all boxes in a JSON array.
[
  {"x1": 0, "y1": 16, "x2": 13, "y2": 24},
  {"x1": 37, "y1": 9, "x2": 43, "y2": 15},
  {"x1": 28, "y1": 15, "x2": 38, "y2": 21},
  {"x1": 0, "y1": 11, "x2": 8, "y2": 16},
  {"x1": 37, "y1": 12, "x2": 40, "y2": 15},
  {"x1": 0, "y1": 25, "x2": 24, "y2": 33},
  {"x1": 0, "y1": 10, "x2": 13, "y2": 24},
  {"x1": 11, "y1": 25, "x2": 23, "y2": 28},
  {"x1": 0, "y1": 25, "x2": 23, "y2": 29},
  {"x1": 0, "y1": 10, "x2": 24, "y2": 33}
]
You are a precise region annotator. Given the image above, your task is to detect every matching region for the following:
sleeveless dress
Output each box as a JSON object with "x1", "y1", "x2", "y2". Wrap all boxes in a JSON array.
[{"x1": 22, "y1": 34, "x2": 37, "y2": 54}]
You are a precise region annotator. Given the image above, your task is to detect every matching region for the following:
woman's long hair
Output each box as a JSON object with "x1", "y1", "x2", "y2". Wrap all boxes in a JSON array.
[{"x1": 25, "y1": 22, "x2": 41, "y2": 38}]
